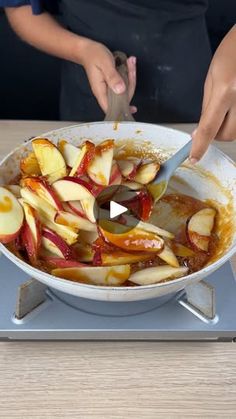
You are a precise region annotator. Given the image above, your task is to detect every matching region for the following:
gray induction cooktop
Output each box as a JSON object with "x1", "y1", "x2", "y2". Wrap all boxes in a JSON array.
[{"x1": 0, "y1": 254, "x2": 236, "y2": 341}]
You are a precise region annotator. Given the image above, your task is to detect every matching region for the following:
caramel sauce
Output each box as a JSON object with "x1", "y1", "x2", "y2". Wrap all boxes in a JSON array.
[
  {"x1": 55, "y1": 215, "x2": 79, "y2": 231},
  {"x1": 113, "y1": 121, "x2": 119, "y2": 131},
  {"x1": 162, "y1": 194, "x2": 206, "y2": 217},
  {"x1": 58, "y1": 139, "x2": 67, "y2": 153},
  {"x1": 96, "y1": 139, "x2": 114, "y2": 154},
  {"x1": 53, "y1": 266, "x2": 130, "y2": 285},
  {"x1": 33, "y1": 138, "x2": 54, "y2": 147},
  {"x1": 20, "y1": 152, "x2": 41, "y2": 176},
  {"x1": 23, "y1": 177, "x2": 41, "y2": 192},
  {"x1": 103, "y1": 228, "x2": 163, "y2": 252},
  {"x1": 0, "y1": 196, "x2": 13, "y2": 213}
]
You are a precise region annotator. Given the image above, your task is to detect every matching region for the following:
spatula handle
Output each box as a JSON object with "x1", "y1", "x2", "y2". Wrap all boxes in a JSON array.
[
  {"x1": 104, "y1": 51, "x2": 135, "y2": 122},
  {"x1": 164, "y1": 140, "x2": 192, "y2": 175}
]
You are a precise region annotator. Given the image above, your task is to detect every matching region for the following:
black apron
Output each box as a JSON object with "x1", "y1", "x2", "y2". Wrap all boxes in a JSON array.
[{"x1": 59, "y1": 0, "x2": 212, "y2": 122}]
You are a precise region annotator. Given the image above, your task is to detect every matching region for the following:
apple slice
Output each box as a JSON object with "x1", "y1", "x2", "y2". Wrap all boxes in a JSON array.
[
  {"x1": 100, "y1": 222, "x2": 164, "y2": 253},
  {"x1": 158, "y1": 245, "x2": 179, "y2": 268},
  {"x1": 187, "y1": 208, "x2": 216, "y2": 252},
  {"x1": 54, "y1": 210, "x2": 97, "y2": 232},
  {"x1": 79, "y1": 230, "x2": 99, "y2": 244},
  {"x1": 58, "y1": 139, "x2": 81, "y2": 168},
  {"x1": 20, "y1": 187, "x2": 56, "y2": 221},
  {"x1": 129, "y1": 266, "x2": 188, "y2": 285},
  {"x1": 122, "y1": 180, "x2": 142, "y2": 191},
  {"x1": 117, "y1": 160, "x2": 137, "y2": 179},
  {"x1": 80, "y1": 197, "x2": 96, "y2": 223},
  {"x1": 20, "y1": 191, "x2": 79, "y2": 244},
  {"x1": 32, "y1": 138, "x2": 67, "y2": 183},
  {"x1": 52, "y1": 177, "x2": 94, "y2": 201},
  {"x1": 109, "y1": 162, "x2": 122, "y2": 186},
  {"x1": 91, "y1": 184, "x2": 105, "y2": 197},
  {"x1": 101, "y1": 251, "x2": 152, "y2": 266},
  {"x1": 20, "y1": 222, "x2": 40, "y2": 263},
  {"x1": 42, "y1": 256, "x2": 85, "y2": 268},
  {"x1": 138, "y1": 190, "x2": 153, "y2": 221},
  {"x1": 22, "y1": 177, "x2": 63, "y2": 210},
  {"x1": 40, "y1": 215, "x2": 78, "y2": 245},
  {"x1": 116, "y1": 189, "x2": 153, "y2": 222},
  {"x1": 172, "y1": 243, "x2": 195, "y2": 257},
  {"x1": 62, "y1": 193, "x2": 96, "y2": 224},
  {"x1": 134, "y1": 162, "x2": 160, "y2": 184},
  {"x1": 42, "y1": 227, "x2": 73, "y2": 259},
  {"x1": 69, "y1": 140, "x2": 95, "y2": 176},
  {"x1": 52, "y1": 264, "x2": 130, "y2": 286},
  {"x1": 0, "y1": 187, "x2": 24, "y2": 243},
  {"x1": 73, "y1": 242, "x2": 94, "y2": 262},
  {"x1": 136, "y1": 220, "x2": 174, "y2": 239},
  {"x1": 20, "y1": 200, "x2": 41, "y2": 259},
  {"x1": 87, "y1": 139, "x2": 114, "y2": 186},
  {"x1": 66, "y1": 201, "x2": 86, "y2": 218},
  {"x1": 5, "y1": 185, "x2": 21, "y2": 198},
  {"x1": 20, "y1": 152, "x2": 41, "y2": 176}
]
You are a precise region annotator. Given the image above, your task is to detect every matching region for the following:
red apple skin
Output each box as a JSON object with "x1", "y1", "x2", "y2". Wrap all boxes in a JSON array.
[
  {"x1": 126, "y1": 165, "x2": 137, "y2": 180},
  {"x1": 24, "y1": 205, "x2": 42, "y2": 256},
  {"x1": 118, "y1": 160, "x2": 138, "y2": 180},
  {"x1": 0, "y1": 228, "x2": 22, "y2": 244},
  {"x1": 91, "y1": 184, "x2": 104, "y2": 197},
  {"x1": 109, "y1": 163, "x2": 122, "y2": 186},
  {"x1": 139, "y1": 190, "x2": 153, "y2": 221},
  {"x1": 186, "y1": 223, "x2": 210, "y2": 253},
  {"x1": 67, "y1": 201, "x2": 87, "y2": 219},
  {"x1": 42, "y1": 228, "x2": 73, "y2": 260},
  {"x1": 92, "y1": 248, "x2": 102, "y2": 266},
  {"x1": 117, "y1": 189, "x2": 153, "y2": 222},
  {"x1": 23, "y1": 177, "x2": 63, "y2": 211},
  {"x1": 42, "y1": 256, "x2": 85, "y2": 268},
  {"x1": 21, "y1": 223, "x2": 39, "y2": 262},
  {"x1": 15, "y1": 233, "x2": 23, "y2": 251},
  {"x1": 186, "y1": 208, "x2": 216, "y2": 253},
  {"x1": 76, "y1": 141, "x2": 95, "y2": 176},
  {"x1": 87, "y1": 140, "x2": 114, "y2": 186}
]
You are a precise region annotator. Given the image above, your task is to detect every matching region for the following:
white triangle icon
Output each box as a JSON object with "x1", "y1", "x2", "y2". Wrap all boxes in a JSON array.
[{"x1": 110, "y1": 201, "x2": 128, "y2": 219}]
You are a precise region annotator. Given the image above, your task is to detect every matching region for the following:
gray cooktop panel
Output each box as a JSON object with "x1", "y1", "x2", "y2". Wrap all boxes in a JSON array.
[{"x1": 0, "y1": 254, "x2": 236, "y2": 340}]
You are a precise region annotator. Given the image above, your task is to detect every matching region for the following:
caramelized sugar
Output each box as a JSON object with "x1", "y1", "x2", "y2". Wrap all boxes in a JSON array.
[{"x1": 0, "y1": 196, "x2": 13, "y2": 213}]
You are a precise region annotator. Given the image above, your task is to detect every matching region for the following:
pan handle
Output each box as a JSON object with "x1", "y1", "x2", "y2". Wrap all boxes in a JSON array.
[{"x1": 104, "y1": 51, "x2": 135, "y2": 122}]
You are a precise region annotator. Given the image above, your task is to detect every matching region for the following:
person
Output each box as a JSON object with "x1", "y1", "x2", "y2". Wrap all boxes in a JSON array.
[{"x1": 1, "y1": 0, "x2": 236, "y2": 163}]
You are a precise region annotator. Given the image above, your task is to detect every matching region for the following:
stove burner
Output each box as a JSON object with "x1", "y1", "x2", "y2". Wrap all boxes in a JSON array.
[
  {"x1": 0, "y1": 255, "x2": 236, "y2": 341},
  {"x1": 48, "y1": 289, "x2": 176, "y2": 317}
]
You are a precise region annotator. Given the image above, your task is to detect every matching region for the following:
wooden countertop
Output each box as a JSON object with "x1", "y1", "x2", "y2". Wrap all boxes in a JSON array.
[{"x1": 0, "y1": 120, "x2": 236, "y2": 418}]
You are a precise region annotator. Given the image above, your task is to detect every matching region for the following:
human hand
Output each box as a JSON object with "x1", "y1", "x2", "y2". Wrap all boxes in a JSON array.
[
  {"x1": 190, "y1": 25, "x2": 236, "y2": 163},
  {"x1": 79, "y1": 39, "x2": 137, "y2": 114}
]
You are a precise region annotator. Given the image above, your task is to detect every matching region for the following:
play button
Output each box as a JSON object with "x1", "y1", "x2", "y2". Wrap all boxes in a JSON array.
[
  {"x1": 110, "y1": 201, "x2": 127, "y2": 219},
  {"x1": 95, "y1": 185, "x2": 143, "y2": 234}
]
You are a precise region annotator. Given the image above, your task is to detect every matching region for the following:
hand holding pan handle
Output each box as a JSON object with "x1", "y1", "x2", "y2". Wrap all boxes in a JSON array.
[{"x1": 104, "y1": 51, "x2": 135, "y2": 122}]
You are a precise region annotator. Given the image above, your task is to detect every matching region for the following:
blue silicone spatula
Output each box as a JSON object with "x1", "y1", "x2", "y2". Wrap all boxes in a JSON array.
[{"x1": 147, "y1": 140, "x2": 192, "y2": 202}]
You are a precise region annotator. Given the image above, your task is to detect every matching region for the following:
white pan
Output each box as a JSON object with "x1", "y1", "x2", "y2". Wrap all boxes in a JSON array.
[{"x1": 0, "y1": 121, "x2": 235, "y2": 301}]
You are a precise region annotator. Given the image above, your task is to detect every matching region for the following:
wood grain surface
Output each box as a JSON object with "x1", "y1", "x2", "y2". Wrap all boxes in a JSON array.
[{"x1": 0, "y1": 121, "x2": 236, "y2": 419}]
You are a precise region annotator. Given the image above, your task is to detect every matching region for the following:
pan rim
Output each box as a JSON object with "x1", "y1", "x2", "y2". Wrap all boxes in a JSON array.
[{"x1": 0, "y1": 121, "x2": 235, "y2": 292}]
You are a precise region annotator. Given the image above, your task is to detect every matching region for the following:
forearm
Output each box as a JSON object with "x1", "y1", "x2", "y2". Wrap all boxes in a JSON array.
[{"x1": 5, "y1": 6, "x2": 86, "y2": 64}]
